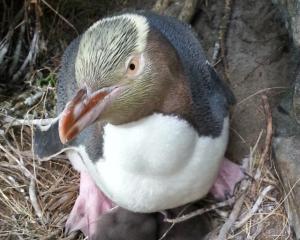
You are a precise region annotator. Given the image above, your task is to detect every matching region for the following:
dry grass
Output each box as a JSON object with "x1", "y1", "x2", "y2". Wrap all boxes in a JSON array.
[
  {"x1": 223, "y1": 142, "x2": 292, "y2": 239},
  {"x1": 0, "y1": 124, "x2": 83, "y2": 239},
  {"x1": 0, "y1": 85, "x2": 83, "y2": 239}
]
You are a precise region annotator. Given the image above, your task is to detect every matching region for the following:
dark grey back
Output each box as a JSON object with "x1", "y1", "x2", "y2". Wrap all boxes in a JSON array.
[{"x1": 140, "y1": 11, "x2": 235, "y2": 137}]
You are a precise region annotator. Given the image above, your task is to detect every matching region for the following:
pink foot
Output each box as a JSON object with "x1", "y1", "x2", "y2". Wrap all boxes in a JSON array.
[
  {"x1": 210, "y1": 158, "x2": 245, "y2": 200},
  {"x1": 65, "y1": 171, "x2": 114, "y2": 237}
]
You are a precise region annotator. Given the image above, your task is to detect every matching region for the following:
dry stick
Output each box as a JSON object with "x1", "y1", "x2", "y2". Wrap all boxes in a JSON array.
[
  {"x1": 24, "y1": 92, "x2": 43, "y2": 107},
  {"x1": 152, "y1": 0, "x2": 171, "y2": 14},
  {"x1": 8, "y1": 129, "x2": 28, "y2": 176},
  {"x1": 178, "y1": 0, "x2": 198, "y2": 23},
  {"x1": 234, "y1": 185, "x2": 274, "y2": 229},
  {"x1": 9, "y1": 22, "x2": 25, "y2": 75},
  {"x1": 0, "y1": 143, "x2": 33, "y2": 179},
  {"x1": 6, "y1": 175, "x2": 26, "y2": 196},
  {"x1": 40, "y1": 0, "x2": 78, "y2": 35},
  {"x1": 212, "y1": 0, "x2": 233, "y2": 81},
  {"x1": 2, "y1": 114, "x2": 56, "y2": 127},
  {"x1": 217, "y1": 192, "x2": 247, "y2": 240},
  {"x1": 13, "y1": 2, "x2": 41, "y2": 81},
  {"x1": 0, "y1": 8, "x2": 23, "y2": 66},
  {"x1": 217, "y1": 96, "x2": 273, "y2": 239},
  {"x1": 260, "y1": 95, "x2": 272, "y2": 165},
  {"x1": 159, "y1": 205, "x2": 191, "y2": 240},
  {"x1": 0, "y1": 31, "x2": 12, "y2": 65},
  {"x1": 237, "y1": 87, "x2": 287, "y2": 106},
  {"x1": 29, "y1": 177, "x2": 48, "y2": 224},
  {"x1": 164, "y1": 197, "x2": 235, "y2": 224},
  {"x1": 20, "y1": 150, "x2": 68, "y2": 161}
]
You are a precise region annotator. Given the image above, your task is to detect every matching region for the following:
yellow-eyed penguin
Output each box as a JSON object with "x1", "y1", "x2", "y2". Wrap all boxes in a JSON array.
[{"x1": 34, "y1": 11, "x2": 243, "y2": 239}]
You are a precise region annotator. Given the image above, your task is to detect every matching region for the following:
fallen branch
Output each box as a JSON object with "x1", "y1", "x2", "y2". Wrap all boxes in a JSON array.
[
  {"x1": 260, "y1": 95, "x2": 272, "y2": 165},
  {"x1": 234, "y1": 185, "x2": 274, "y2": 229},
  {"x1": 0, "y1": 143, "x2": 33, "y2": 179},
  {"x1": 9, "y1": 23, "x2": 25, "y2": 75},
  {"x1": 159, "y1": 204, "x2": 190, "y2": 240},
  {"x1": 217, "y1": 194, "x2": 245, "y2": 240},
  {"x1": 164, "y1": 197, "x2": 235, "y2": 224},
  {"x1": 153, "y1": 0, "x2": 171, "y2": 14},
  {"x1": 12, "y1": 1, "x2": 41, "y2": 82},
  {"x1": 29, "y1": 177, "x2": 48, "y2": 224},
  {"x1": 178, "y1": 0, "x2": 198, "y2": 23},
  {"x1": 212, "y1": 0, "x2": 234, "y2": 83},
  {"x1": 40, "y1": 0, "x2": 78, "y2": 35},
  {"x1": 0, "y1": 8, "x2": 24, "y2": 67},
  {"x1": 24, "y1": 92, "x2": 43, "y2": 107},
  {"x1": 2, "y1": 114, "x2": 56, "y2": 127},
  {"x1": 153, "y1": 0, "x2": 197, "y2": 23}
]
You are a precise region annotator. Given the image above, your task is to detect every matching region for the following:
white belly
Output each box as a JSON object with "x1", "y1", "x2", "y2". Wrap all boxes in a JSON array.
[{"x1": 78, "y1": 113, "x2": 229, "y2": 212}]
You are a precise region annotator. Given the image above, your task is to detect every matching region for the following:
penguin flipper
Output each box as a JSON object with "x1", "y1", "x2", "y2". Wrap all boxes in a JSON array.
[
  {"x1": 33, "y1": 37, "x2": 82, "y2": 160},
  {"x1": 33, "y1": 118, "x2": 65, "y2": 159},
  {"x1": 207, "y1": 63, "x2": 236, "y2": 106}
]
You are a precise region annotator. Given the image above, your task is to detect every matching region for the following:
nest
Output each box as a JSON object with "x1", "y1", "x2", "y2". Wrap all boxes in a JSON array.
[{"x1": 0, "y1": 88, "x2": 293, "y2": 240}]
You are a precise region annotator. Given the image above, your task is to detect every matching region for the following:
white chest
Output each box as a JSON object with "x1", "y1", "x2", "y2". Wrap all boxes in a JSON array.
[{"x1": 79, "y1": 114, "x2": 229, "y2": 212}]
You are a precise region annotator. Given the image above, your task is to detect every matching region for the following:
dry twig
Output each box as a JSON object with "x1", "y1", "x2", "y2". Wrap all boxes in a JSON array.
[
  {"x1": 178, "y1": 0, "x2": 198, "y2": 22},
  {"x1": 153, "y1": 0, "x2": 171, "y2": 14},
  {"x1": 13, "y1": 2, "x2": 41, "y2": 82},
  {"x1": 235, "y1": 185, "x2": 274, "y2": 229},
  {"x1": 217, "y1": 191, "x2": 247, "y2": 240},
  {"x1": 29, "y1": 177, "x2": 47, "y2": 224},
  {"x1": 260, "y1": 95, "x2": 272, "y2": 165},
  {"x1": 159, "y1": 205, "x2": 189, "y2": 240},
  {"x1": 164, "y1": 197, "x2": 235, "y2": 224},
  {"x1": 212, "y1": 0, "x2": 234, "y2": 83}
]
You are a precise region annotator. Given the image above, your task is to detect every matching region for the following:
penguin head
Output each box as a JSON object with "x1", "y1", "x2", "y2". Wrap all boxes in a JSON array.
[{"x1": 59, "y1": 14, "x2": 183, "y2": 144}]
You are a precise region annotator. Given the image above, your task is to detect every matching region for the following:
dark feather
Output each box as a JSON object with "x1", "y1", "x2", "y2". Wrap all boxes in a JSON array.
[{"x1": 140, "y1": 11, "x2": 235, "y2": 137}]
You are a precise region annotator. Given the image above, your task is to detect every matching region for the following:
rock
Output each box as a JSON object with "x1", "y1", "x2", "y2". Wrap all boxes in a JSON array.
[
  {"x1": 272, "y1": 3, "x2": 300, "y2": 235},
  {"x1": 273, "y1": 0, "x2": 300, "y2": 47},
  {"x1": 293, "y1": 71, "x2": 300, "y2": 124},
  {"x1": 272, "y1": 0, "x2": 300, "y2": 124},
  {"x1": 274, "y1": 90, "x2": 300, "y2": 137},
  {"x1": 273, "y1": 69, "x2": 300, "y2": 238},
  {"x1": 273, "y1": 136, "x2": 300, "y2": 239}
]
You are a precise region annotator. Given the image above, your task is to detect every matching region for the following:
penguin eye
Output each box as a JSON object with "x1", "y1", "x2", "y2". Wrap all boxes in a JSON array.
[
  {"x1": 126, "y1": 55, "x2": 144, "y2": 77},
  {"x1": 129, "y1": 63, "x2": 136, "y2": 71}
]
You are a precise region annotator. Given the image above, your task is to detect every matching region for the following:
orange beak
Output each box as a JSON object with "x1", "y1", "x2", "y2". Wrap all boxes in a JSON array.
[{"x1": 58, "y1": 86, "x2": 125, "y2": 144}]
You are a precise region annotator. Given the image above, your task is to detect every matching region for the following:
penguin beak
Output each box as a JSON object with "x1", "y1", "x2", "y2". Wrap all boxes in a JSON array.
[{"x1": 58, "y1": 86, "x2": 125, "y2": 144}]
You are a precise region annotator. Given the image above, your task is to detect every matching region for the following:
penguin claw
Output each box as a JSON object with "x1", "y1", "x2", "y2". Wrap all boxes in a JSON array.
[
  {"x1": 210, "y1": 158, "x2": 245, "y2": 200},
  {"x1": 65, "y1": 171, "x2": 114, "y2": 238}
]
